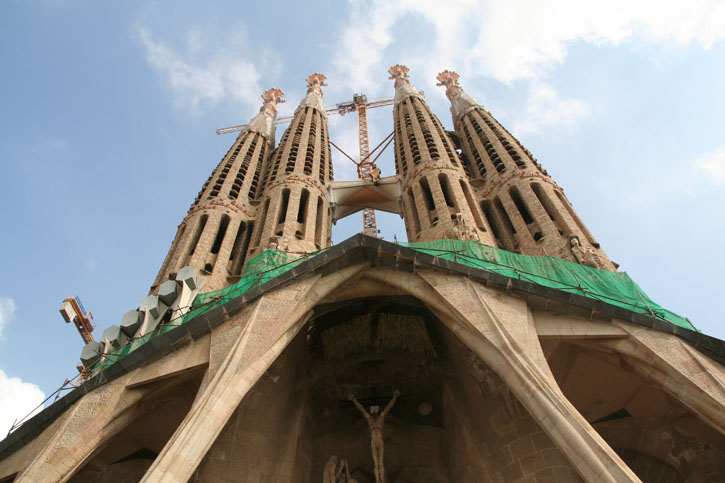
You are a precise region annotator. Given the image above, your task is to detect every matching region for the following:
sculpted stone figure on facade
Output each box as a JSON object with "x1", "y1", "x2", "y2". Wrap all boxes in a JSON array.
[
  {"x1": 370, "y1": 165, "x2": 381, "y2": 184},
  {"x1": 323, "y1": 457, "x2": 356, "y2": 483},
  {"x1": 570, "y1": 235, "x2": 599, "y2": 269},
  {"x1": 323, "y1": 455, "x2": 343, "y2": 483},
  {"x1": 349, "y1": 390, "x2": 400, "y2": 483}
]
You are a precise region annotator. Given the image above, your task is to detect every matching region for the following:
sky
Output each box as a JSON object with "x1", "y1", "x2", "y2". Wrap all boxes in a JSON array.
[{"x1": 1, "y1": 0, "x2": 724, "y2": 436}]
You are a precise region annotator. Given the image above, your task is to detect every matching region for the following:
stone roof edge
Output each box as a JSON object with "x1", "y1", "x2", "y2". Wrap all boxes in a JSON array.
[{"x1": 1, "y1": 234, "x2": 722, "y2": 458}]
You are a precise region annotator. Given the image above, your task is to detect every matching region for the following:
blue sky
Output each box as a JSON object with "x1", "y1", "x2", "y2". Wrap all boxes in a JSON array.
[{"x1": 1, "y1": 0, "x2": 724, "y2": 435}]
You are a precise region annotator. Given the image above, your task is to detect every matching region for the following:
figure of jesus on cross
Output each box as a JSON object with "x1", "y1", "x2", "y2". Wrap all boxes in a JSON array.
[{"x1": 349, "y1": 390, "x2": 400, "y2": 483}]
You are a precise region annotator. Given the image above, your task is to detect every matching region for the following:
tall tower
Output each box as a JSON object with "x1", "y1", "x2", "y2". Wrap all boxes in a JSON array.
[
  {"x1": 247, "y1": 73, "x2": 333, "y2": 258},
  {"x1": 437, "y1": 70, "x2": 615, "y2": 270},
  {"x1": 389, "y1": 65, "x2": 495, "y2": 244},
  {"x1": 150, "y1": 88, "x2": 284, "y2": 293}
]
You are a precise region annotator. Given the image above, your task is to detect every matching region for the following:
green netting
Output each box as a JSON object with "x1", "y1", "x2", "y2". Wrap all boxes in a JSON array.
[
  {"x1": 92, "y1": 248, "x2": 326, "y2": 375},
  {"x1": 181, "y1": 247, "x2": 327, "y2": 323},
  {"x1": 91, "y1": 238, "x2": 695, "y2": 377},
  {"x1": 400, "y1": 239, "x2": 696, "y2": 331}
]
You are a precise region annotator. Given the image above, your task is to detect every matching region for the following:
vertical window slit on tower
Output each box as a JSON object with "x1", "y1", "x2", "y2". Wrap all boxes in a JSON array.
[
  {"x1": 272, "y1": 125, "x2": 289, "y2": 180},
  {"x1": 419, "y1": 177, "x2": 436, "y2": 212},
  {"x1": 229, "y1": 222, "x2": 246, "y2": 262},
  {"x1": 264, "y1": 146, "x2": 279, "y2": 187},
  {"x1": 480, "y1": 115, "x2": 527, "y2": 170},
  {"x1": 432, "y1": 114, "x2": 457, "y2": 165},
  {"x1": 319, "y1": 121, "x2": 327, "y2": 183},
  {"x1": 249, "y1": 143, "x2": 266, "y2": 199},
  {"x1": 407, "y1": 189, "x2": 421, "y2": 233},
  {"x1": 395, "y1": 115, "x2": 407, "y2": 175},
  {"x1": 494, "y1": 197, "x2": 517, "y2": 236},
  {"x1": 481, "y1": 200, "x2": 503, "y2": 243},
  {"x1": 252, "y1": 200, "x2": 269, "y2": 248},
  {"x1": 314, "y1": 196, "x2": 324, "y2": 248},
  {"x1": 438, "y1": 174, "x2": 456, "y2": 208},
  {"x1": 304, "y1": 112, "x2": 317, "y2": 175},
  {"x1": 324, "y1": 123, "x2": 333, "y2": 181},
  {"x1": 210, "y1": 215, "x2": 231, "y2": 255},
  {"x1": 286, "y1": 115, "x2": 305, "y2": 174},
  {"x1": 460, "y1": 180, "x2": 486, "y2": 231},
  {"x1": 403, "y1": 110, "x2": 422, "y2": 165},
  {"x1": 210, "y1": 142, "x2": 241, "y2": 198},
  {"x1": 472, "y1": 118, "x2": 506, "y2": 173},
  {"x1": 531, "y1": 183, "x2": 564, "y2": 235},
  {"x1": 462, "y1": 121, "x2": 486, "y2": 179},
  {"x1": 508, "y1": 186, "x2": 534, "y2": 224},
  {"x1": 241, "y1": 221, "x2": 253, "y2": 265},
  {"x1": 501, "y1": 139, "x2": 526, "y2": 169},
  {"x1": 278, "y1": 189, "x2": 290, "y2": 227},
  {"x1": 412, "y1": 99, "x2": 438, "y2": 159},
  {"x1": 186, "y1": 215, "x2": 208, "y2": 260},
  {"x1": 297, "y1": 189, "x2": 309, "y2": 224},
  {"x1": 230, "y1": 134, "x2": 259, "y2": 200}
]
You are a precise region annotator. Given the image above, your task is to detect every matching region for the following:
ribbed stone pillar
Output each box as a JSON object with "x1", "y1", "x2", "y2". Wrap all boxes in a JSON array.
[
  {"x1": 437, "y1": 70, "x2": 615, "y2": 270},
  {"x1": 247, "y1": 74, "x2": 333, "y2": 258},
  {"x1": 150, "y1": 89, "x2": 284, "y2": 292},
  {"x1": 389, "y1": 65, "x2": 495, "y2": 245}
]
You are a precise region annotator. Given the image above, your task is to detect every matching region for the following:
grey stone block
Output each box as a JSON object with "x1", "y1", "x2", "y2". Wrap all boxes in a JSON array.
[
  {"x1": 140, "y1": 295, "x2": 168, "y2": 320},
  {"x1": 120, "y1": 310, "x2": 143, "y2": 337},
  {"x1": 102, "y1": 325, "x2": 129, "y2": 349},
  {"x1": 158, "y1": 280, "x2": 180, "y2": 305},
  {"x1": 80, "y1": 341, "x2": 103, "y2": 368},
  {"x1": 176, "y1": 266, "x2": 198, "y2": 290}
]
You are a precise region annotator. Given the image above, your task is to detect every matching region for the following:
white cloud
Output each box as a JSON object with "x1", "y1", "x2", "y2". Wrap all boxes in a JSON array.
[
  {"x1": 0, "y1": 297, "x2": 16, "y2": 339},
  {"x1": 514, "y1": 82, "x2": 590, "y2": 135},
  {"x1": 328, "y1": 0, "x2": 725, "y2": 138},
  {"x1": 331, "y1": 0, "x2": 725, "y2": 88},
  {"x1": 138, "y1": 28, "x2": 264, "y2": 112},
  {"x1": 693, "y1": 145, "x2": 725, "y2": 185},
  {"x1": 0, "y1": 369, "x2": 45, "y2": 436}
]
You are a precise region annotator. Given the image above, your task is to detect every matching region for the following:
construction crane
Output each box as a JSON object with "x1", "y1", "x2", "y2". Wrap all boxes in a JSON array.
[
  {"x1": 59, "y1": 296, "x2": 95, "y2": 344},
  {"x1": 217, "y1": 94, "x2": 395, "y2": 237},
  {"x1": 58, "y1": 296, "x2": 96, "y2": 387}
]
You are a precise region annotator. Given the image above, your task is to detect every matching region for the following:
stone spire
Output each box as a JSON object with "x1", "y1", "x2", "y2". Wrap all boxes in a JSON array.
[
  {"x1": 298, "y1": 72, "x2": 328, "y2": 113},
  {"x1": 150, "y1": 88, "x2": 284, "y2": 293},
  {"x1": 247, "y1": 73, "x2": 333, "y2": 258},
  {"x1": 388, "y1": 64, "x2": 425, "y2": 105},
  {"x1": 245, "y1": 87, "x2": 285, "y2": 140},
  {"x1": 436, "y1": 70, "x2": 482, "y2": 124},
  {"x1": 437, "y1": 70, "x2": 615, "y2": 270},
  {"x1": 388, "y1": 65, "x2": 496, "y2": 245}
]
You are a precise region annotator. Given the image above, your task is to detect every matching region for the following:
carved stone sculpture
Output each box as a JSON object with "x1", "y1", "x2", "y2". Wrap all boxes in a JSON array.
[
  {"x1": 570, "y1": 235, "x2": 599, "y2": 269},
  {"x1": 323, "y1": 455, "x2": 343, "y2": 483},
  {"x1": 370, "y1": 165, "x2": 381, "y2": 184},
  {"x1": 349, "y1": 389, "x2": 400, "y2": 483}
]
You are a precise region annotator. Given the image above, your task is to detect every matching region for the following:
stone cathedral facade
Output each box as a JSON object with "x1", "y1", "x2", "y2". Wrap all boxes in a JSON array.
[{"x1": 0, "y1": 67, "x2": 723, "y2": 482}]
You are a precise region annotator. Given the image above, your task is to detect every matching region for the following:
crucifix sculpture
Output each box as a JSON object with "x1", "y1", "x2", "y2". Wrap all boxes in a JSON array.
[{"x1": 348, "y1": 390, "x2": 400, "y2": 483}]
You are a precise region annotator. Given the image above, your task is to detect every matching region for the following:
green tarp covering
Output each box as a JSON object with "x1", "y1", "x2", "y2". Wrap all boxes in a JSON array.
[
  {"x1": 92, "y1": 239, "x2": 695, "y2": 376},
  {"x1": 400, "y1": 239, "x2": 695, "y2": 331}
]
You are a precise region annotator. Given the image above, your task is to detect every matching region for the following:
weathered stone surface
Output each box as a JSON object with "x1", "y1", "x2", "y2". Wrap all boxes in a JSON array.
[
  {"x1": 80, "y1": 341, "x2": 103, "y2": 368},
  {"x1": 157, "y1": 280, "x2": 179, "y2": 306},
  {"x1": 120, "y1": 309, "x2": 143, "y2": 338}
]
